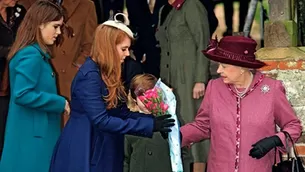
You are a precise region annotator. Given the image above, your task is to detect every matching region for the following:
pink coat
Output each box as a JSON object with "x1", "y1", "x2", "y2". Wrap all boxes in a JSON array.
[{"x1": 180, "y1": 72, "x2": 302, "y2": 172}]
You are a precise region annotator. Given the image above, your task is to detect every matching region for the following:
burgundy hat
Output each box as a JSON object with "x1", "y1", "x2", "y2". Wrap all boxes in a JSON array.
[{"x1": 202, "y1": 36, "x2": 266, "y2": 69}]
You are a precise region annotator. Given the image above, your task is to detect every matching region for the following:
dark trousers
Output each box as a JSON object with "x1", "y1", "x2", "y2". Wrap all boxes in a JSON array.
[
  {"x1": 223, "y1": 0, "x2": 250, "y2": 32},
  {"x1": 0, "y1": 95, "x2": 9, "y2": 159}
]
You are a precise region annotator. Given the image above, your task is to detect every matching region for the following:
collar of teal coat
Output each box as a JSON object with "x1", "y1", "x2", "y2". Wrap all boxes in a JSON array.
[{"x1": 31, "y1": 43, "x2": 51, "y2": 60}]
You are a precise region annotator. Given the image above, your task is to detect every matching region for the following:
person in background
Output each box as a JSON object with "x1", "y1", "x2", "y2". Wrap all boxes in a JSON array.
[
  {"x1": 223, "y1": 0, "x2": 251, "y2": 36},
  {"x1": 17, "y1": 0, "x2": 98, "y2": 126},
  {"x1": 126, "y1": 0, "x2": 167, "y2": 78},
  {"x1": 0, "y1": 0, "x2": 26, "y2": 158},
  {"x1": 122, "y1": 54, "x2": 144, "y2": 92},
  {"x1": 155, "y1": 0, "x2": 211, "y2": 171},
  {"x1": 124, "y1": 73, "x2": 192, "y2": 172},
  {"x1": 0, "y1": 1, "x2": 70, "y2": 171},
  {"x1": 50, "y1": 0, "x2": 98, "y2": 125},
  {"x1": 47, "y1": 0, "x2": 97, "y2": 94},
  {"x1": 180, "y1": 36, "x2": 302, "y2": 172},
  {"x1": 49, "y1": 16, "x2": 175, "y2": 172}
]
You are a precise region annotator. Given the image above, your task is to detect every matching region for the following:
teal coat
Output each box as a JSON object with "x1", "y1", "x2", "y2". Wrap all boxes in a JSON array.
[{"x1": 0, "y1": 44, "x2": 66, "y2": 172}]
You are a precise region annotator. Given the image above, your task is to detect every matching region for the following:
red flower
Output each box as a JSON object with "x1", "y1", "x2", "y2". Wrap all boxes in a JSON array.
[{"x1": 138, "y1": 88, "x2": 169, "y2": 116}]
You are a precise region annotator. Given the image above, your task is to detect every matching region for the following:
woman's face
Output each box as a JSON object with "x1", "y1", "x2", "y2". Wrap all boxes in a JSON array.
[
  {"x1": 136, "y1": 97, "x2": 151, "y2": 114},
  {"x1": 217, "y1": 63, "x2": 244, "y2": 84},
  {"x1": 39, "y1": 17, "x2": 63, "y2": 45},
  {"x1": 1, "y1": 0, "x2": 17, "y2": 7},
  {"x1": 116, "y1": 36, "x2": 131, "y2": 63}
]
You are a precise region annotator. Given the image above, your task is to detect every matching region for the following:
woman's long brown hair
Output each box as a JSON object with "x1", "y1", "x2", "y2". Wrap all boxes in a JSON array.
[
  {"x1": 91, "y1": 25, "x2": 132, "y2": 109},
  {"x1": 7, "y1": 0, "x2": 64, "y2": 60}
]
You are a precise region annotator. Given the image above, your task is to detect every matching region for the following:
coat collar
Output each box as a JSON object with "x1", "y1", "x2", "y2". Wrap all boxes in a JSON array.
[
  {"x1": 79, "y1": 57, "x2": 100, "y2": 75},
  {"x1": 62, "y1": 0, "x2": 81, "y2": 19},
  {"x1": 32, "y1": 43, "x2": 51, "y2": 60},
  {"x1": 171, "y1": 0, "x2": 185, "y2": 10}
]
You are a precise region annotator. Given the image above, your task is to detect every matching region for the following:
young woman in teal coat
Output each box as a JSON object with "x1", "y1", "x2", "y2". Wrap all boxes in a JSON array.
[{"x1": 0, "y1": 1, "x2": 70, "y2": 172}]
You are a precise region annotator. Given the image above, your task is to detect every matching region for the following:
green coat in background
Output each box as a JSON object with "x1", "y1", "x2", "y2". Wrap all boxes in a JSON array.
[
  {"x1": 155, "y1": 0, "x2": 211, "y2": 162},
  {"x1": 124, "y1": 133, "x2": 192, "y2": 172}
]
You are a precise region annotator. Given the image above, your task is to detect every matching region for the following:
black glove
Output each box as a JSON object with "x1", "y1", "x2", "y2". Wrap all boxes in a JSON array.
[
  {"x1": 153, "y1": 114, "x2": 175, "y2": 133},
  {"x1": 249, "y1": 135, "x2": 283, "y2": 159},
  {"x1": 160, "y1": 131, "x2": 168, "y2": 139}
]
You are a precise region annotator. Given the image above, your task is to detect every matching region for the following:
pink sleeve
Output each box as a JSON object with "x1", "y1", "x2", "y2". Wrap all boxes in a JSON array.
[
  {"x1": 180, "y1": 80, "x2": 212, "y2": 147},
  {"x1": 273, "y1": 81, "x2": 302, "y2": 151}
]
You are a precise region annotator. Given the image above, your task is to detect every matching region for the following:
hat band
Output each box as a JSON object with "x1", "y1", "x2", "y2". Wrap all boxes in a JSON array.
[{"x1": 215, "y1": 47, "x2": 255, "y2": 62}]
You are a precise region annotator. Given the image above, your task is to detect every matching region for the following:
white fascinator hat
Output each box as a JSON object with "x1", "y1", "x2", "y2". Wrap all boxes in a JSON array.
[{"x1": 102, "y1": 13, "x2": 134, "y2": 39}]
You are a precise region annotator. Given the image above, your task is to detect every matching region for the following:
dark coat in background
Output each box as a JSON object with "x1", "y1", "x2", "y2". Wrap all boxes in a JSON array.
[
  {"x1": 0, "y1": 4, "x2": 26, "y2": 85},
  {"x1": 0, "y1": 4, "x2": 26, "y2": 158},
  {"x1": 94, "y1": 0, "x2": 124, "y2": 23},
  {"x1": 126, "y1": 0, "x2": 166, "y2": 78},
  {"x1": 122, "y1": 57, "x2": 143, "y2": 91}
]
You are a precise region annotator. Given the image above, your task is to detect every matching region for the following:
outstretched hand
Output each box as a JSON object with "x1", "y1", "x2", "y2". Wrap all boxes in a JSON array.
[{"x1": 153, "y1": 114, "x2": 175, "y2": 133}]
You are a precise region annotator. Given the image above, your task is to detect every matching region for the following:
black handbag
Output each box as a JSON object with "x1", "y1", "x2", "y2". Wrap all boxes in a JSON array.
[{"x1": 272, "y1": 131, "x2": 305, "y2": 172}]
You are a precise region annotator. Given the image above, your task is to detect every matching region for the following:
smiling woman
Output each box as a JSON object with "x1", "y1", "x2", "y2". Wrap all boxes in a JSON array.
[{"x1": 0, "y1": 1, "x2": 70, "y2": 172}]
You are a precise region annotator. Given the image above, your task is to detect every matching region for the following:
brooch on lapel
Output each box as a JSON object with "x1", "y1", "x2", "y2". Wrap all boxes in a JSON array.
[{"x1": 261, "y1": 85, "x2": 270, "y2": 94}]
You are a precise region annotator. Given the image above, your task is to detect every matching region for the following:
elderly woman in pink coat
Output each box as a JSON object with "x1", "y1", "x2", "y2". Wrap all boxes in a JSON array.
[{"x1": 180, "y1": 36, "x2": 302, "y2": 172}]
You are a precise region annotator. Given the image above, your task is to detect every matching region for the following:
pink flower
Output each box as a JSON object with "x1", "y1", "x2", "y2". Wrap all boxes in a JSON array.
[
  {"x1": 160, "y1": 103, "x2": 169, "y2": 112},
  {"x1": 145, "y1": 101, "x2": 153, "y2": 109},
  {"x1": 136, "y1": 87, "x2": 168, "y2": 116},
  {"x1": 138, "y1": 95, "x2": 146, "y2": 102},
  {"x1": 145, "y1": 89, "x2": 159, "y2": 99}
]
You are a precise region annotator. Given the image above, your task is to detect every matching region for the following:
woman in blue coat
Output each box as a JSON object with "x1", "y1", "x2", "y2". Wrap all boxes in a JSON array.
[
  {"x1": 49, "y1": 14, "x2": 175, "y2": 172},
  {"x1": 0, "y1": 1, "x2": 70, "y2": 172}
]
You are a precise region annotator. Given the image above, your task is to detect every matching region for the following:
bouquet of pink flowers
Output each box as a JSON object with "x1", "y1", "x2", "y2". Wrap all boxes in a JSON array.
[{"x1": 137, "y1": 88, "x2": 169, "y2": 116}]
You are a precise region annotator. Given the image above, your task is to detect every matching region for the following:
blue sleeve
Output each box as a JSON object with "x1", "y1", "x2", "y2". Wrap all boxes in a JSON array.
[
  {"x1": 12, "y1": 48, "x2": 66, "y2": 114},
  {"x1": 75, "y1": 71, "x2": 154, "y2": 137},
  {"x1": 119, "y1": 104, "x2": 155, "y2": 120}
]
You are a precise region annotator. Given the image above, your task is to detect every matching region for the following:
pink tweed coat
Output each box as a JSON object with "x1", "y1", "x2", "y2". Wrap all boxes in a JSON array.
[{"x1": 180, "y1": 72, "x2": 302, "y2": 172}]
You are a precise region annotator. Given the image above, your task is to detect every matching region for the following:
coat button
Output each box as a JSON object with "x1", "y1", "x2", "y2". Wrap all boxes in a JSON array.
[
  {"x1": 148, "y1": 151, "x2": 152, "y2": 155},
  {"x1": 167, "y1": 52, "x2": 170, "y2": 56},
  {"x1": 165, "y1": 27, "x2": 167, "y2": 30},
  {"x1": 61, "y1": 69, "x2": 66, "y2": 73},
  {"x1": 166, "y1": 64, "x2": 169, "y2": 68}
]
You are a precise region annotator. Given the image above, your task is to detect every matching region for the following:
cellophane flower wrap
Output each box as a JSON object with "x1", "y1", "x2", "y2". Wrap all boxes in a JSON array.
[{"x1": 137, "y1": 79, "x2": 183, "y2": 172}]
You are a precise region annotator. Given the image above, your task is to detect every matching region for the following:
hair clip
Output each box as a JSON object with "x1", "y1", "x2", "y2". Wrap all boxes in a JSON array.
[
  {"x1": 102, "y1": 13, "x2": 134, "y2": 38},
  {"x1": 134, "y1": 87, "x2": 145, "y2": 97}
]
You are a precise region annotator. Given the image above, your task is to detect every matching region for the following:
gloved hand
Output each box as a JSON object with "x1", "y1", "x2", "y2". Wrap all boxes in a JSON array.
[
  {"x1": 153, "y1": 114, "x2": 175, "y2": 133},
  {"x1": 160, "y1": 131, "x2": 168, "y2": 139},
  {"x1": 249, "y1": 135, "x2": 283, "y2": 159}
]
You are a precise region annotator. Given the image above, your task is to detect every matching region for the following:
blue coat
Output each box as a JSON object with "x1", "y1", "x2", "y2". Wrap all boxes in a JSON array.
[
  {"x1": 50, "y1": 57, "x2": 155, "y2": 172},
  {"x1": 0, "y1": 44, "x2": 66, "y2": 172}
]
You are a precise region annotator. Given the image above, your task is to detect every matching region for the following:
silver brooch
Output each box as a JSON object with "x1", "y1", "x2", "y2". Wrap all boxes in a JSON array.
[
  {"x1": 261, "y1": 85, "x2": 270, "y2": 94},
  {"x1": 16, "y1": 7, "x2": 21, "y2": 12},
  {"x1": 14, "y1": 12, "x2": 20, "y2": 18}
]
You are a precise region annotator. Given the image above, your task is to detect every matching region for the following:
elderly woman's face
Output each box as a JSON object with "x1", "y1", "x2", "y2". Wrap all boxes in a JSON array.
[
  {"x1": 217, "y1": 63, "x2": 243, "y2": 84},
  {"x1": 1, "y1": 0, "x2": 17, "y2": 7}
]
